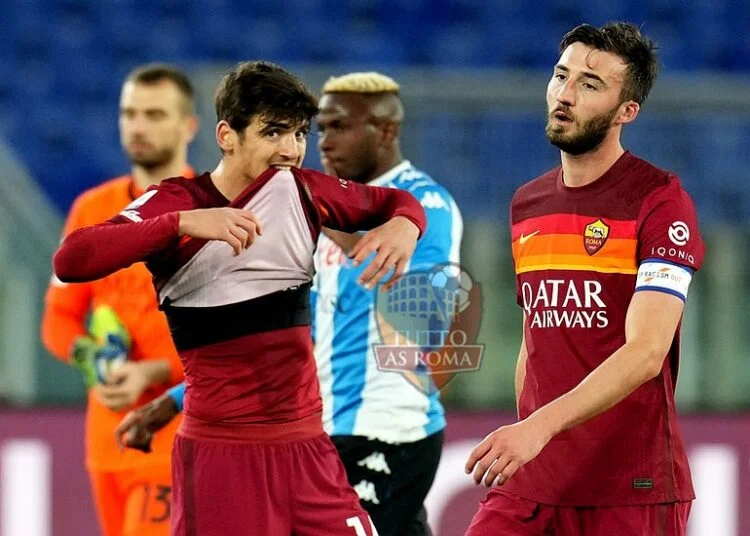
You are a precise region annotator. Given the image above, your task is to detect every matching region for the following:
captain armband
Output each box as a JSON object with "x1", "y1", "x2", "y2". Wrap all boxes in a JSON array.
[{"x1": 634, "y1": 259, "x2": 693, "y2": 302}]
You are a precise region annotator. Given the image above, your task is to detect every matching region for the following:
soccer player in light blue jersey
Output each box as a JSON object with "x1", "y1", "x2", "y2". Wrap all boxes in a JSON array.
[{"x1": 115, "y1": 72, "x2": 463, "y2": 536}]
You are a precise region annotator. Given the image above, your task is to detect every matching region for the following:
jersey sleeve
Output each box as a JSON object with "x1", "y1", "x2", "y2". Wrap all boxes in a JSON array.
[
  {"x1": 510, "y1": 193, "x2": 525, "y2": 308},
  {"x1": 405, "y1": 183, "x2": 463, "y2": 271},
  {"x1": 53, "y1": 183, "x2": 189, "y2": 283},
  {"x1": 635, "y1": 178, "x2": 705, "y2": 302},
  {"x1": 296, "y1": 168, "x2": 426, "y2": 237},
  {"x1": 41, "y1": 194, "x2": 94, "y2": 361}
]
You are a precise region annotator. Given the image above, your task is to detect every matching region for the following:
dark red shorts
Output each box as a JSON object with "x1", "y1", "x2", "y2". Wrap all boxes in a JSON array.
[
  {"x1": 466, "y1": 488, "x2": 691, "y2": 536},
  {"x1": 170, "y1": 433, "x2": 378, "y2": 536}
]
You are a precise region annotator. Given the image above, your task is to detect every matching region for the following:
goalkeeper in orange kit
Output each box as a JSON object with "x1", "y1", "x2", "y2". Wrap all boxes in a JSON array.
[{"x1": 41, "y1": 64, "x2": 198, "y2": 536}]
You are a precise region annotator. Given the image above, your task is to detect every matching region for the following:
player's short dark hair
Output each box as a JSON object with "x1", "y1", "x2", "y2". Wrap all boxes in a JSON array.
[
  {"x1": 214, "y1": 61, "x2": 319, "y2": 134},
  {"x1": 559, "y1": 22, "x2": 659, "y2": 105},
  {"x1": 125, "y1": 63, "x2": 195, "y2": 114}
]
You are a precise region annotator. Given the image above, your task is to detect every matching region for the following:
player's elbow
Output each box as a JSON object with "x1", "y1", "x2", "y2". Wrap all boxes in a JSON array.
[
  {"x1": 633, "y1": 339, "x2": 669, "y2": 381},
  {"x1": 53, "y1": 237, "x2": 91, "y2": 283}
]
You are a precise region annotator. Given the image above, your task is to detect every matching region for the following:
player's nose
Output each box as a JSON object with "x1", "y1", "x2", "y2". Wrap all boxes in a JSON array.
[
  {"x1": 555, "y1": 81, "x2": 575, "y2": 106},
  {"x1": 277, "y1": 132, "x2": 301, "y2": 161}
]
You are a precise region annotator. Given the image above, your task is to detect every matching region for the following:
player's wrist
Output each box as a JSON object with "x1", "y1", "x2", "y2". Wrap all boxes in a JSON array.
[
  {"x1": 392, "y1": 215, "x2": 420, "y2": 237},
  {"x1": 526, "y1": 408, "x2": 561, "y2": 443},
  {"x1": 166, "y1": 383, "x2": 185, "y2": 412}
]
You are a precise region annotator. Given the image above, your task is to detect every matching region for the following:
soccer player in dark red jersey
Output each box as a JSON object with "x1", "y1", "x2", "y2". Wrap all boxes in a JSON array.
[
  {"x1": 465, "y1": 23, "x2": 705, "y2": 535},
  {"x1": 53, "y1": 61, "x2": 427, "y2": 536}
]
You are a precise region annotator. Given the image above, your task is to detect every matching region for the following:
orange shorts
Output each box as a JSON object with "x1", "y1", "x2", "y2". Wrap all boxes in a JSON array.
[{"x1": 89, "y1": 463, "x2": 172, "y2": 536}]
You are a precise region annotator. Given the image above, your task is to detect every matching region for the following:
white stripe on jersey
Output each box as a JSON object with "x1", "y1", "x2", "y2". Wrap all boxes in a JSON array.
[
  {"x1": 313, "y1": 234, "x2": 340, "y2": 435},
  {"x1": 313, "y1": 162, "x2": 459, "y2": 443}
]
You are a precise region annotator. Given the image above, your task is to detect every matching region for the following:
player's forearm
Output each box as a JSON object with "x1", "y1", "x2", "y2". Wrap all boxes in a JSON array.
[
  {"x1": 139, "y1": 359, "x2": 172, "y2": 387},
  {"x1": 528, "y1": 340, "x2": 664, "y2": 438},
  {"x1": 54, "y1": 213, "x2": 179, "y2": 283},
  {"x1": 40, "y1": 307, "x2": 87, "y2": 362}
]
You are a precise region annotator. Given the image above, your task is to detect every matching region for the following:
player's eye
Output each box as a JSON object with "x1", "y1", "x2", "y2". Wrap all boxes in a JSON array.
[{"x1": 582, "y1": 83, "x2": 598, "y2": 90}]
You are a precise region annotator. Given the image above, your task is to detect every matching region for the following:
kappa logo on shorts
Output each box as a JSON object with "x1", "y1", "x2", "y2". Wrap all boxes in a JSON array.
[
  {"x1": 357, "y1": 452, "x2": 391, "y2": 474},
  {"x1": 353, "y1": 480, "x2": 381, "y2": 504},
  {"x1": 583, "y1": 219, "x2": 610, "y2": 256}
]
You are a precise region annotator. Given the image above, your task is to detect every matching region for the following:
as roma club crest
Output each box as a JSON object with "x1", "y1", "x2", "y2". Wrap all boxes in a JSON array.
[{"x1": 583, "y1": 219, "x2": 610, "y2": 255}]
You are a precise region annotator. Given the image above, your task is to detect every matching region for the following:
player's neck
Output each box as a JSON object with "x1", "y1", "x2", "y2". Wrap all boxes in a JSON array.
[
  {"x1": 131, "y1": 159, "x2": 187, "y2": 192},
  {"x1": 560, "y1": 139, "x2": 625, "y2": 188},
  {"x1": 210, "y1": 160, "x2": 249, "y2": 201},
  {"x1": 367, "y1": 149, "x2": 403, "y2": 183}
]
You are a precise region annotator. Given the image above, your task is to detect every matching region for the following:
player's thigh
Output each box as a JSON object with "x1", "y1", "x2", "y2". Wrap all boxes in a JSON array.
[
  {"x1": 89, "y1": 471, "x2": 126, "y2": 536},
  {"x1": 465, "y1": 488, "x2": 552, "y2": 536},
  {"x1": 556, "y1": 501, "x2": 693, "y2": 536},
  {"x1": 171, "y1": 434, "x2": 291, "y2": 536},
  {"x1": 122, "y1": 464, "x2": 172, "y2": 536},
  {"x1": 292, "y1": 434, "x2": 379, "y2": 536}
]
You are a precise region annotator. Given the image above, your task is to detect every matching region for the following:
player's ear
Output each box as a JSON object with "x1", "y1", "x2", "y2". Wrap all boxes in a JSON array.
[
  {"x1": 379, "y1": 121, "x2": 400, "y2": 146},
  {"x1": 616, "y1": 101, "x2": 639, "y2": 125},
  {"x1": 184, "y1": 114, "x2": 200, "y2": 144},
  {"x1": 216, "y1": 120, "x2": 235, "y2": 153}
]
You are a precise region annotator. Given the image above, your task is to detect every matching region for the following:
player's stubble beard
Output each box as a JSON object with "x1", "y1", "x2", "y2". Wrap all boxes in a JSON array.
[
  {"x1": 545, "y1": 105, "x2": 619, "y2": 156},
  {"x1": 126, "y1": 144, "x2": 177, "y2": 170}
]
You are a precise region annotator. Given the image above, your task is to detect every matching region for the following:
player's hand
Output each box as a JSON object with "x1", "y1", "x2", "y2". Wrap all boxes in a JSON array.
[
  {"x1": 94, "y1": 361, "x2": 169, "y2": 412},
  {"x1": 114, "y1": 393, "x2": 180, "y2": 453},
  {"x1": 349, "y1": 216, "x2": 419, "y2": 290},
  {"x1": 178, "y1": 208, "x2": 263, "y2": 256},
  {"x1": 465, "y1": 419, "x2": 552, "y2": 487}
]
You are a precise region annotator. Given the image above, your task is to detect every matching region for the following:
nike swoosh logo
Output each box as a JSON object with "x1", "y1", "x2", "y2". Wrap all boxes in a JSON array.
[{"x1": 519, "y1": 230, "x2": 540, "y2": 244}]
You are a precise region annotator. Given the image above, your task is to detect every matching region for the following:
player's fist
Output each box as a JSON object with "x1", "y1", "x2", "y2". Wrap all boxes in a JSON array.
[
  {"x1": 178, "y1": 207, "x2": 263, "y2": 256},
  {"x1": 465, "y1": 420, "x2": 552, "y2": 487},
  {"x1": 115, "y1": 393, "x2": 180, "y2": 453},
  {"x1": 349, "y1": 216, "x2": 420, "y2": 290}
]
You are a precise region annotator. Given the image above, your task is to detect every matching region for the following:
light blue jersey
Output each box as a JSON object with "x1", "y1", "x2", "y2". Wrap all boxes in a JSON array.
[{"x1": 312, "y1": 161, "x2": 463, "y2": 443}]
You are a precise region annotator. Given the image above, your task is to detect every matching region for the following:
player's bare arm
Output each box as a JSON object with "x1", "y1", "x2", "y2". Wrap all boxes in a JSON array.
[
  {"x1": 115, "y1": 391, "x2": 180, "y2": 453},
  {"x1": 321, "y1": 228, "x2": 361, "y2": 255},
  {"x1": 178, "y1": 207, "x2": 263, "y2": 256},
  {"x1": 514, "y1": 314, "x2": 528, "y2": 418},
  {"x1": 349, "y1": 215, "x2": 420, "y2": 290},
  {"x1": 466, "y1": 290, "x2": 684, "y2": 487},
  {"x1": 95, "y1": 360, "x2": 171, "y2": 412}
]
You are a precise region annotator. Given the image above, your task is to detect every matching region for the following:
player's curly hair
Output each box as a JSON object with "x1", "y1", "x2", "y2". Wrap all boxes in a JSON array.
[
  {"x1": 559, "y1": 22, "x2": 659, "y2": 105},
  {"x1": 214, "y1": 61, "x2": 319, "y2": 134},
  {"x1": 322, "y1": 72, "x2": 400, "y2": 95}
]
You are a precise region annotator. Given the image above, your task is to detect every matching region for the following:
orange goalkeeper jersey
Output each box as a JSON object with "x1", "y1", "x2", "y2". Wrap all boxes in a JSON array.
[{"x1": 42, "y1": 173, "x2": 190, "y2": 472}]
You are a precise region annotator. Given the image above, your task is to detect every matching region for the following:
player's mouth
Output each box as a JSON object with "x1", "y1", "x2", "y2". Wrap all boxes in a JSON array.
[
  {"x1": 551, "y1": 110, "x2": 574, "y2": 123},
  {"x1": 321, "y1": 156, "x2": 345, "y2": 168},
  {"x1": 128, "y1": 141, "x2": 154, "y2": 152}
]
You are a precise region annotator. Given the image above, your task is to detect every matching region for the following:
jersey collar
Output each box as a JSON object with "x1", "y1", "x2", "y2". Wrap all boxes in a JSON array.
[{"x1": 367, "y1": 160, "x2": 413, "y2": 187}]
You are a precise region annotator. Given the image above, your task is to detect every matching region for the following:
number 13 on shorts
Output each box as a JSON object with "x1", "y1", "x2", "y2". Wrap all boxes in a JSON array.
[{"x1": 346, "y1": 515, "x2": 379, "y2": 536}]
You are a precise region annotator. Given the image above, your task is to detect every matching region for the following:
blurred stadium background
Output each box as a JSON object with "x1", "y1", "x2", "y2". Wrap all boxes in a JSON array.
[{"x1": 0, "y1": 0, "x2": 748, "y2": 534}]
